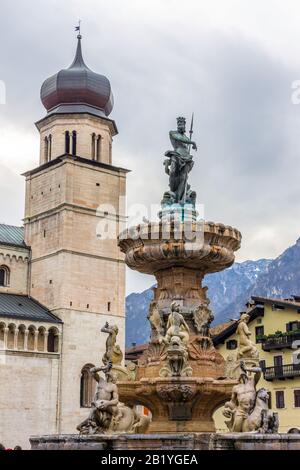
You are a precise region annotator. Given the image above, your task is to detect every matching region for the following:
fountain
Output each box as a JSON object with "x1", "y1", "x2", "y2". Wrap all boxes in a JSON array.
[
  {"x1": 31, "y1": 117, "x2": 300, "y2": 450},
  {"x1": 116, "y1": 116, "x2": 241, "y2": 433}
]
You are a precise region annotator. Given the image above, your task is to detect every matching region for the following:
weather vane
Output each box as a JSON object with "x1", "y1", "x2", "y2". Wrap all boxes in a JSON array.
[{"x1": 75, "y1": 19, "x2": 81, "y2": 37}]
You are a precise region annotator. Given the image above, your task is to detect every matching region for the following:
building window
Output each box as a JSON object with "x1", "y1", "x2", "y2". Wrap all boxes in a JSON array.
[
  {"x1": 80, "y1": 364, "x2": 96, "y2": 407},
  {"x1": 44, "y1": 135, "x2": 52, "y2": 162},
  {"x1": 294, "y1": 390, "x2": 300, "y2": 408},
  {"x1": 226, "y1": 339, "x2": 237, "y2": 350},
  {"x1": 47, "y1": 327, "x2": 59, "y2": 353},
  {"x1": 48, "y1": 134, "x2": 52, "y2": 161},
  {"x1": 65, "y1": 131, "x2": 70, "y2": 153},
  {"x1": 274, "y1": 355, "x2": 283, "y2": 367},
  {"x1": 0, "y1": 266, "x2": 10, "y2": 287},
  {"x1": 96, "y1": 135, "x2": 102, "y2": 161},
  {"x1": 44, "y1": 136, "x2": 49, "y2": 161},
  {"x1": 91, "y1": 133, "x2": 96, "y2": 160},
  {"x1": 72, "y1": 130, "x2": 77, "y2": 156},
  {"x1": 109, "y1": 141, "x2": 112, "y2": 163},
  {"x1": 108, "y1": 302, "x2": 111, "y2": 312},
  {"x1": 287, "y1": 321, "x2": 300, "y2": 332},
  {"x1": 275, "y1": 391, "x2": 285, "y2": 409},
  {"x1": 255, "y1": 325, "x2": 264, "y2": 343}
]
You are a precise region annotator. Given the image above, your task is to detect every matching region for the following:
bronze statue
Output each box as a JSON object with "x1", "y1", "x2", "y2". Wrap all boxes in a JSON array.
[{"x1": 163, "y1": 116, "x2": 197, "y2": 205}]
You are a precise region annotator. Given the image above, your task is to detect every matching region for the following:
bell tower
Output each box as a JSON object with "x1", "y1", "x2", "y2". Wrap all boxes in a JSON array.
[{"x1": 23, "y1": 34, "x2": 128, "y2": 432}]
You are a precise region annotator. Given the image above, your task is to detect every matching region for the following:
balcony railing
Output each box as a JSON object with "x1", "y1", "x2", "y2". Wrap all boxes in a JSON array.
[
  {"x1": 262, "y1": 332, "x2": 300, "y2": 351},
  {"x1": 263, "y1": 363, "x2": 300, "y2": 381}
]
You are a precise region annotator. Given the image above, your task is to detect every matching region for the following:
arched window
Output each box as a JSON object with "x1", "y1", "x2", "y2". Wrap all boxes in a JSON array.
[
  {"x1": 44, "y1": 136, "x2": 49, "y2": 162},
  {"x1": 17, "y1": 325, "x2": 26, "y2": 350},
  {"x1": 0, "y1": 266, "x2": 10, "y2": 287},
  {"x1": 80, "y1": 364, "x2": 96, "y2": 408},
  {"x1": 96, "y1": 135, "x2": 102, "y2": 162},
  {"x1": 109, "y1": 141, "x2": 112, "y2": 164},
  {"x1": 27, "y1": 326, "x2": 35, "y2": 351},
  {"x1": 47, "y1": 327, "x2": 59, "y2": 352},
  {"x1": 91, "y1": 133, "x2": 96, "y2": 160},
  {"x1": 38, "y1": 327, "x2": 46, "y2": 351},
  {"x1": 65, "y1": 131, "x2": 70, "y2": 154},
  {"x1": 72, "y1": 130, "x2": 77, "y2": 156},
  {"x1": 0, "y1": 323, "x2": 5, "y2": 349},
  {"x1": 48, "y1": 134, "x2": 52, "y2": 161},
  {"x1": 7, "y1": 324, "x2": 15, "y2": 349}
]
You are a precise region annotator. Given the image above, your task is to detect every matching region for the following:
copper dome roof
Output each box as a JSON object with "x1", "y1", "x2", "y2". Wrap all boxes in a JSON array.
[{"x1": 40, "y1": 35, "x2": 114, "y2": 118}]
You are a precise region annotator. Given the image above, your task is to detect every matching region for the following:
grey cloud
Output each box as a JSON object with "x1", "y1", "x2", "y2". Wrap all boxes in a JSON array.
[{"x1": 0, "y1": 1, "x2": 299, "y2": 293}]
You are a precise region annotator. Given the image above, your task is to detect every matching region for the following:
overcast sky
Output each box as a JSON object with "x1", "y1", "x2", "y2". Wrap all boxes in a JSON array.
[{"x1": 1, "y1": 0, "x2": 300, "y2": 293}]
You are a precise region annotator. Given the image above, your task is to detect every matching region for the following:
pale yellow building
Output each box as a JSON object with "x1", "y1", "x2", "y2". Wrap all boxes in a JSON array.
[
  {"x1": 0, "y1": 33, "x2": 127, "y2": 448},
  {"x1": 213, "y1": 296, "x2": 300, "y2": 433}
]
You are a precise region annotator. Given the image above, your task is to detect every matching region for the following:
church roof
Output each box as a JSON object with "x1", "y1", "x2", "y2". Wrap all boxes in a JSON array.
[
  {"x1": 0, "y1": 224, "x2": 26, "y2": 248},
  {"x1": 0, "y1": 293, "x2": 62, "y2": 323}
]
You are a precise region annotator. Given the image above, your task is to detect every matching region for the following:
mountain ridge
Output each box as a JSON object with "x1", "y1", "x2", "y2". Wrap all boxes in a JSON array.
[{"x1": 125, "y1": 238, "x2": 300, "y2": 347}]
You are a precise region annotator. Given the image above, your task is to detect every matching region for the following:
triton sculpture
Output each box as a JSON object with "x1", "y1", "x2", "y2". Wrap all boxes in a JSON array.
[
  {"x1": 77, "y1": 331, "x2": 150, "y2": 435},
  {"x1": 223, "y1": 362, "x2": 279, "y2": 433}
]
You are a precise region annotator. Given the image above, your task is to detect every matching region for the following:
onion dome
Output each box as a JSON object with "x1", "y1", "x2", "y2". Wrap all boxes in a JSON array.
[{"x1": 40, "y1": 35, "x2": 114, "y2": 118}]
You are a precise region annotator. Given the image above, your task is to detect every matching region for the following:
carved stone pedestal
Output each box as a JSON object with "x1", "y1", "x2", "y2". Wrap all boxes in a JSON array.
[{"x1": 30, "y1": 433, "x2": 300, "y2": 451}]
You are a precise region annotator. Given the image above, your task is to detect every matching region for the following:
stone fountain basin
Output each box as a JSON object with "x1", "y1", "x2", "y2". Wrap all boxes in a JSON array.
[
  {"x1": 118, "y1": 221, "x2": 241, "y2": 275},
  {"x1": 116, "y1": 376, "x2": 237, "y2": 433}
]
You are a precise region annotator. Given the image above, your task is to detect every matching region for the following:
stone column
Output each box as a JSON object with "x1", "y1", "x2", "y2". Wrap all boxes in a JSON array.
[
  {"x1": 34, "y1": 330, "x2": 39, "y2": 352},
  {"x1": 13, "y1": 328, "x2": 19, "y2": 350},
  {"x1": 24, "y1": 329, "x2": 29, "y2": 351},
  {"x1": 4, "y1": 327, "x2": 9, "y2": 349},
  {"x1": 43, "y1": 331, "x2": 49, "y2": 352},
  {"x1": 55, "y1": 333, "x2": 61, "y2": 353}
]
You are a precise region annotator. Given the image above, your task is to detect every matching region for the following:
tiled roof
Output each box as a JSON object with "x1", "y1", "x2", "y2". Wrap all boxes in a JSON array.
[
  {"x1": 0, "y1": 224, "x2": 26, "y2": 248},
  {"x1": 0, "y1": 293, "x2": 62, "y2": 323},
  {"x1": 252, "y1": 296, "x2": 300, "y2": 310},
  {"x1": 210, "y1": 321, "x2": 236, "y2": 338}
]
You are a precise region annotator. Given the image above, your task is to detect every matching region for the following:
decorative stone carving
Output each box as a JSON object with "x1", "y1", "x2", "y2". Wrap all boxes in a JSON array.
[
  {"x1": 158, "y1": 301, "x2": 192, "y2": 377},
  {"x1": 188, "y1": 336, "x2": 221, "y2": 361},
  {"x1": 159, "y1": 342, "x2": 193, "y2": 377},
  {"x1": 101, "y1": 322, "x2": 123, "y2": 366},
  {"x1": 77, "y1": 362, "x2": 150, "y2": 435},
  {"x1": 124, "y1": 361, "x2": 137, "y2": 381},
  {"x1": 163, "y1": 301, "x2": 189, "y2": 346},
  {"x1": 148, "y1": 301, "x2": 164, "y2": 343},
  {"x1": 223, "y1": 362, "x2": 279, "y2": 433},
  {"x1": 139, "y1": 342, "x2": 167, "y2": 367},
  {"x1": 237, "y1": 313, "x2": 259, "y2": 361},
  {"x1": 156, "y1": 384, "x2": 197, "y2": 402},
  {"x1": 192, "y1": 303, "x2": 214, "y2": 336}
]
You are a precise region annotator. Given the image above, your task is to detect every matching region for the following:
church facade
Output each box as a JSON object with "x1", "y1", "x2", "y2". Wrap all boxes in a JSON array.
[{"x1": 0, "y1": 34, "x2": 127, "y2": 449}]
